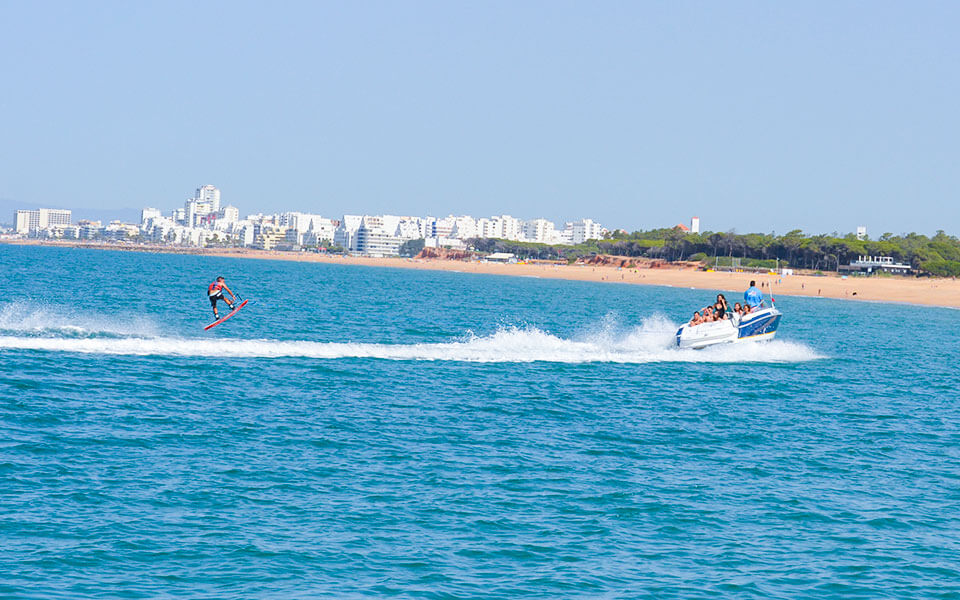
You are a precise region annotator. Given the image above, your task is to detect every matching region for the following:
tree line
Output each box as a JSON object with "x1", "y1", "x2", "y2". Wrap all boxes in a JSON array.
[{"x1": 465, "y1": 229, "x2": 960, "y2": 277}]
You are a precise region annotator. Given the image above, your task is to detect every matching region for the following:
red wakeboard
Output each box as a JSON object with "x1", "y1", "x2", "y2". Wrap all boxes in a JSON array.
[{"x1": 204, "y1": 299, "x2": 249, "y2": 330}]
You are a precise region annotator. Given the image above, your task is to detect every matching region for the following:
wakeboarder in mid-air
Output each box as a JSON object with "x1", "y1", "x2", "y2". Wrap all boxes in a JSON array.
[
  {"x1": 204, "y1": 276, "x2": 249, "y2": 330},
  {"x1": 207, "y1": 276, "x2": 236, "y2": 320}
]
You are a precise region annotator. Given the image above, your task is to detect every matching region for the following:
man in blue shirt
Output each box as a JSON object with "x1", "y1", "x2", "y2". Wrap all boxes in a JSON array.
[{"x1": 744, "y1": 280, "x2": 763, "y2": 310}]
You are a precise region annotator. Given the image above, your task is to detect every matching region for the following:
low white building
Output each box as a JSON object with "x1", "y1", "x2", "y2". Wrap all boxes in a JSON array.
[
  {"x1": 839, "y1": 255, "x2": 911, "y2": 275},
  {"x1": 104, "y1": 221, "x2": 140, "y2": 240},
  {"x1": 78, "y1": 220, "x2": 103, "y2": 240}
]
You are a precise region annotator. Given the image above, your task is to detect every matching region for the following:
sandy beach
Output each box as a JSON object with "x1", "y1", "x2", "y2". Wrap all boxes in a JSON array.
[{"x1": 5, "y1": 240, "x2": 960, "y2": 308}]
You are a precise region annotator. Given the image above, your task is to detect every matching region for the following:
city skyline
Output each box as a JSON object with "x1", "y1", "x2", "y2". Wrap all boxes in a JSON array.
[
  {"x1": 2, "y1": 2, "x2": 959, "y2": 234},
  {"x1": 8, "y1": 185, "x2": 612, "y2": 255},
  {"x1": 6, "y1": 189, "x2": 935, "y2": 241}
]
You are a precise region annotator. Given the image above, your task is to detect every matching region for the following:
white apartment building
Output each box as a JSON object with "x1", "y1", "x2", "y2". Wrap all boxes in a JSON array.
[
  {"x1": 523, "y1": 218, "x2": 558, "y2": 243},
  {"x1": 348, "y1": 215, "x2": 426, "y2": 255},
  {"x1": 141, "y1": 207, "x2": 162, "y2": 224},
  {"x1": 566, "y1": 219, "x2": 605, "y2": 244},
  {"x1": 195, "y1": 184, "x2": 220, "y2": 211},
  {"x1": 14, "y1": 208, "x2": 72, "y2": 234},
  {"x1": 449, "y1": 216, "x2": 478, "y2": 239},
  {"x1": 484, "y1": 215, "x2": 523, "y2": 240},
  {"x1": 334, "y1": 215, "x2": 364, "y2": 249},
  {"x1": 183, "y1": 185, "x2": 221, "y2": 227},
  {"x1": 238, "y1": 223, "x2": 255, "y2": 246},
  {"x1": 104, "y1": 221, "x2": 140, "y2": 240},
  {"x1": 356, "y1": 230, "x2": 404, "y2": 256},
  {"x1": 219, "y1": 205, "x2": 240, "y2": 224},
  {"x1": 434, "y1": 216, "x2": 457, "y2": 238},
  {"x1": 278, "y1": 212, "x2": 324, "y2": 232},
  {"x1": 296, "y1": 217, "x2": 337, "y2": 245},
  {"x1": 412, "y1": 215, "x2": 478, "y2": 240},
  {"x1": 274, "y1": 212, "x2": 335, "y2": 245},
  {"x1": 472, "y1": 215, "x2": 525, "y2": 241},
  {"x1": 393, "y1": 217, "x2": 422, "y2": 240},
  {"x1": 355, "y1": 222, "x2": 404, "y2": 256},
  {"x1": 78, "y1": 220, "x2": 103, "y2": 239}
]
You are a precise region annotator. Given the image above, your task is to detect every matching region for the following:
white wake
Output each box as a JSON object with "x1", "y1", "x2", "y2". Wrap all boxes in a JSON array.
[
  {"x1": 0, "y1": 301, "x2": 160, "y2": 338},
  {"x1": 0, "y1": 311, "x2": 823, "y2": 364}
]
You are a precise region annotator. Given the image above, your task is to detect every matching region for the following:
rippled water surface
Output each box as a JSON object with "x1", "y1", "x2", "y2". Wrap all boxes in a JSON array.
[{"x1": 1, "y1": 244, "x2": 958, "y2": 598}]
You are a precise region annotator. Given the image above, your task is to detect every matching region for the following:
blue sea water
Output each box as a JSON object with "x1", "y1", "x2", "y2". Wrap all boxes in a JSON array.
[{"x1": 1, "y1": 244, "x2": 958, "y2": 599}]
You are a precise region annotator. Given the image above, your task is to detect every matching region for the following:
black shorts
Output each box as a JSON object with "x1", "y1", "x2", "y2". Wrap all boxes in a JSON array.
[{"x1": 209, "y1": 293, "x2": 230, "y2": 308}]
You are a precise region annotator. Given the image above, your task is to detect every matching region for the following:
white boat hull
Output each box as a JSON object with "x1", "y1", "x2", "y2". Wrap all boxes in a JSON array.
[{"x1": 676, "y1": 307, "x2": 782, "y2": 349}]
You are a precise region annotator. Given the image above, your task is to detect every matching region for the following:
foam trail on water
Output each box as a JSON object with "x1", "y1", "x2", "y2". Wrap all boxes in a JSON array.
[
  {"x1": 0, "y1": 318, "x2": 824, "y2": 364},
  {"x1": 0, "y1": 301, "x2": 159, "y2": 338}
]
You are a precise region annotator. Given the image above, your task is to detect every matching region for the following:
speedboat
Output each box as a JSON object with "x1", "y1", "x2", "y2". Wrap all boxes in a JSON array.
[{"x1": 676, "y1": 306, "x2": 782, "y2": 349}]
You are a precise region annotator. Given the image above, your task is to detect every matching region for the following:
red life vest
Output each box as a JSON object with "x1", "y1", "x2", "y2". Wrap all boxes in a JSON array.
[{"x1": 208, "y1": 281, "x2": 223, "y2": 296}]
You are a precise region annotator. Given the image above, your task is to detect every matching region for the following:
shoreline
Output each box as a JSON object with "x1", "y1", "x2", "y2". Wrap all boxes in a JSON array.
[{"x1": 4, "y1": 239, "x2": 959, "y2": 309}]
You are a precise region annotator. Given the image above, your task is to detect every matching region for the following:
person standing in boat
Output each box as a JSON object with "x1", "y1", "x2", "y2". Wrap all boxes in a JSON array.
[{"x1": 744, "y1": 280, "x2": 763, "y2": 311}]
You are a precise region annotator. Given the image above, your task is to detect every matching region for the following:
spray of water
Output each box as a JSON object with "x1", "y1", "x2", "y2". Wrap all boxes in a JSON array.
[
  {"x1": 0, "y1": 303, "x2": 823, "y2": 364},
  {"x1": 0, "y1": 301, "x2": 160, "y2": 338}
]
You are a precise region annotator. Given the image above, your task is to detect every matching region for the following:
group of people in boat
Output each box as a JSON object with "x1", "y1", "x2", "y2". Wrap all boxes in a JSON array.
[{"x1": 688, "y1": 281, "x2": 765, "y2": 327}]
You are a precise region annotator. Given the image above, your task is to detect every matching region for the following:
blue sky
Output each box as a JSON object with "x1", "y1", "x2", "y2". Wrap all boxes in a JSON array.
[{"x1": 1, "y1": 1, "x2": 957, "y2": 235}]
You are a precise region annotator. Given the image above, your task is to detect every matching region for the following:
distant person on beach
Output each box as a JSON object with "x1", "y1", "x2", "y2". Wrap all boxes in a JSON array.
[
  {"x1": 744, "y1": 280, "x2": 763, "y2": 310},
  {"x1": 207, "y1": 276, "x2": 237, "y2": 320}
]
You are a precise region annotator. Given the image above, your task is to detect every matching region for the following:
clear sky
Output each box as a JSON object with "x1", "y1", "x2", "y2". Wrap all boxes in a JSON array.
[{"x1": 1, "y1": 1, "x2": 958, "y2": 235}]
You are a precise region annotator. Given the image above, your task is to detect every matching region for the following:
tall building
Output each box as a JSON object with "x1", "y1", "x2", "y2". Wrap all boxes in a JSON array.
[
  {"x1": 195, "y1": 185, "x2": 221, "y2": 212},
  {"x1": 14, "y1": 208, "x2": 71, "y2": 234},
  {"x1": 856, "y1": 225, "x2": 867, "y2": 241},
  {"x1": 184, "y1": 185, "x2": 221, "y2": 227},
  {"x1": 141, "y1": 207, "x2": 162, "y2": 224},
  {"x1": 691, "y1": 216, "x2": 700, "y2": 234}
]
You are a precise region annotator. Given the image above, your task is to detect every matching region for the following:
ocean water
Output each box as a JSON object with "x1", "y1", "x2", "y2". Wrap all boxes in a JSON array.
[{"x1": 1, "y1": 244, "x2": 958, "y2": 599}]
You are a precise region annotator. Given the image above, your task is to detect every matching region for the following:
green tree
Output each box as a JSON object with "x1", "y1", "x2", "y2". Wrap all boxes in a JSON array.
[{"x1": 399, "y1": 238, "x2": 426, "y2": 257}]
